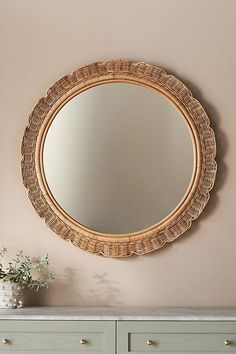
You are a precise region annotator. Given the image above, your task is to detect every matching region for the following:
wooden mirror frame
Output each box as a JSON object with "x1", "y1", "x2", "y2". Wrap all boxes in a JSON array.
[{"x1": 21, "y1": 60, "x2": 217, "y2": 257}]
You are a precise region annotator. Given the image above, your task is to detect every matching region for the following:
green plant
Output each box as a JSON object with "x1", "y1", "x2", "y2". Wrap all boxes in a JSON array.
[{"x1": 0, "y1": 247, "x2": 54, "y2": 291}]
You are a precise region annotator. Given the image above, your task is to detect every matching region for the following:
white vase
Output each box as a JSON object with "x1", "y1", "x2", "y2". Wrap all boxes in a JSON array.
[{"x1": 0, "y1": 280, "x2": 24, "y2": 308}]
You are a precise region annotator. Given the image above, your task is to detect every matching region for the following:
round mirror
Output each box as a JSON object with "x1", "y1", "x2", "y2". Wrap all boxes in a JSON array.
[
  {"x1": 22, "y1": 60, "x2": 216, "y2": 257},
  {"x1": 43, "y1": 82, "x2": 194, "y2": 234}
]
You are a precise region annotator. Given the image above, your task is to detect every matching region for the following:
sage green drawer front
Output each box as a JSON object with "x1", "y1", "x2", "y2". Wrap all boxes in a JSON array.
[
  {"x1": 0, "y1": 321, "x2": 115, "y2": 353},
  {"x1": 117, "y1": 321, "x2": 236, "y2": 353}
]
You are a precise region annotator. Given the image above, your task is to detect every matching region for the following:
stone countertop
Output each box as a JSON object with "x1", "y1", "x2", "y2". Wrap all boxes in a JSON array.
[{"x1": 0, "y1": 307, "x2": 236, "y2": 321}]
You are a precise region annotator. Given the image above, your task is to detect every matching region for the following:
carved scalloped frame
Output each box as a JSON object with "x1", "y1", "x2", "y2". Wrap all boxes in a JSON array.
[{"x1": 21, "y1": 60, "x2": 216, "y2": 257}]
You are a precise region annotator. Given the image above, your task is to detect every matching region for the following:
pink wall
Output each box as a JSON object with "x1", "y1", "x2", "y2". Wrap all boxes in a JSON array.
[{"x1": 0, "y1": 0, "x2": 235, "y2": 306}]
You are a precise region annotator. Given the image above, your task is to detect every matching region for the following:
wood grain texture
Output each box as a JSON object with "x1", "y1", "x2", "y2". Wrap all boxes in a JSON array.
[
  {"x1": 21, "y1": 60, "x2": 217, "y2": 257},
  {"x1": 117, "y1": 322, "x2": 236, "y2": 354},
  {"x1": 0, "y1": 321, "x2": 115, "y2": 353}
]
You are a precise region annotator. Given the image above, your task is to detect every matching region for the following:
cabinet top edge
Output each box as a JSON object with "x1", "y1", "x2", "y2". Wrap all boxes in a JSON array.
[{"x1": 0, "y1": 307, "x2": 236, "y2": 321}]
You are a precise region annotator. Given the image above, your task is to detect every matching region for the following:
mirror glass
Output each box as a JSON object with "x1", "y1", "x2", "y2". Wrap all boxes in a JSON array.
[{"x1": 43, "y1": 82, "x2": 194, "y2": 234}]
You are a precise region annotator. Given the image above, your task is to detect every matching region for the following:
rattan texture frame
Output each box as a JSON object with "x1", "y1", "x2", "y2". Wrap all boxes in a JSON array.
[{"x1": 21, "y1": 60, "x2": 217, "y2": 257}]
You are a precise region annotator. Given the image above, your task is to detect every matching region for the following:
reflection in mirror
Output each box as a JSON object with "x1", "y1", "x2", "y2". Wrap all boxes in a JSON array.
[{"x1": 43, "y1": 82, "x2": 194, "y2": 234}]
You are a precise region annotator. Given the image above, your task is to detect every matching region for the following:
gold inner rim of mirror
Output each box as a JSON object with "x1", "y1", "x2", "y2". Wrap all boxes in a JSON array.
[{"x1": 37, "y1": 78, "x2": 199, "y2": 238}]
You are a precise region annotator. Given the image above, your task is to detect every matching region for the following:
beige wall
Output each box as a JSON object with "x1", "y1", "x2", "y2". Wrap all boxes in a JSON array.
[{"x1": 0, "y1": 0, "x2": 235, "y2": 307}]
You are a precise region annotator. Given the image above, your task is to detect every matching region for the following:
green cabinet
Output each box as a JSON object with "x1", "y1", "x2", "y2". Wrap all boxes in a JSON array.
[{"x1": 0, "y1": 308, "x2": 235, "y2": 353}]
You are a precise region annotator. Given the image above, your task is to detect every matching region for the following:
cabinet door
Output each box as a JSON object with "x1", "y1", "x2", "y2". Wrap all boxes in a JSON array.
[
  {"x1": 117, "y1": 321, "x2": 236, "y2": 353},
  {"x1": 0, "y1": 320, "x2": 115, "y2": 354}
]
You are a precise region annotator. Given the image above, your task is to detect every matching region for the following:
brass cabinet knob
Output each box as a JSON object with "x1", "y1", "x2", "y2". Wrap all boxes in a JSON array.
[
  {"x1": 80, "y1": 339, "x2": 87, "y2": 345},
  {"x1": 2, "y1": 338, "x2": 9, "y2": 344},
  {"x1": 224, "y1": 339, "x2": 231, "y2": 346},
  {"x1": 146, "y1": 340, "x2": 153, "y2": 346}
]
